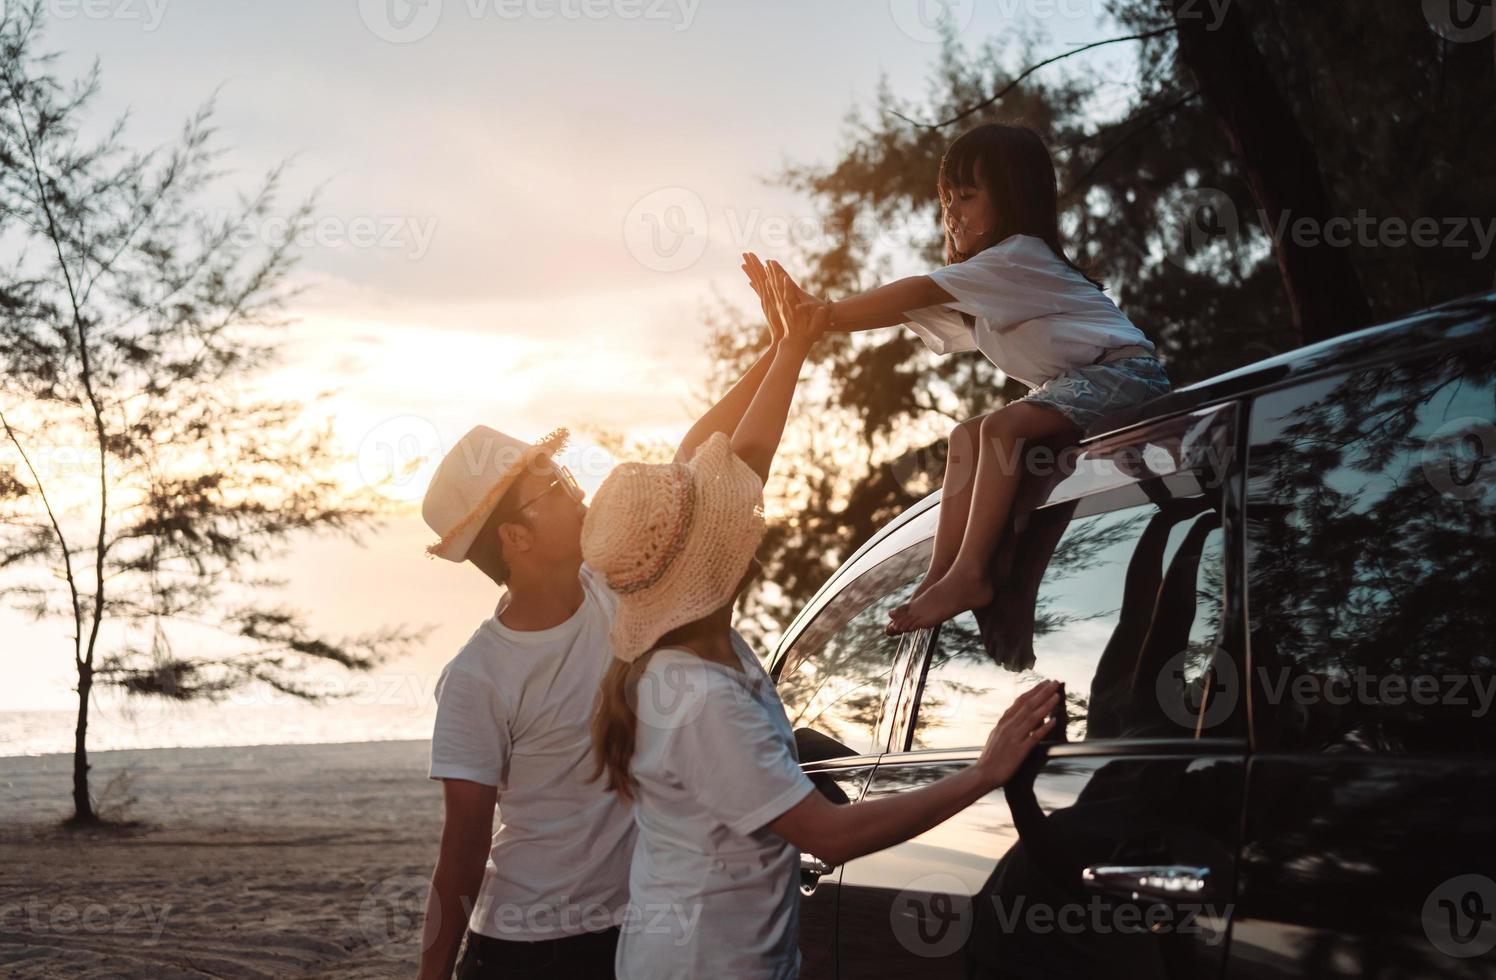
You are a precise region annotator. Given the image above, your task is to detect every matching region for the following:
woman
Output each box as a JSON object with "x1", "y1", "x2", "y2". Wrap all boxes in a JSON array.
[{"x1": 581, "y1": 266, "x2": 1061, "y2": 978}]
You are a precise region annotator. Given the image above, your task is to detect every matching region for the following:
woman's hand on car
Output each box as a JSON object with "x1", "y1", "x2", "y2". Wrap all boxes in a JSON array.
[{"x1": 973, "y1": 680, "x2": 1061, "y2": 790}]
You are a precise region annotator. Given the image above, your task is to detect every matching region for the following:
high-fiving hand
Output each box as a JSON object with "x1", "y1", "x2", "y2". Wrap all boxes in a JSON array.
[
  {"x1": 741, "y1": 253, "x2": 786, "y2": 346},
  {"x1": 742, "y1": 253, "x2": 829, "y2": 352}
]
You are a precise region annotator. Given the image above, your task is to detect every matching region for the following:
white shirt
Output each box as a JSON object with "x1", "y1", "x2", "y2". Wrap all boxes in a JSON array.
[
  {"x1": 428, "y1": 565, "x2": 636, "y2": 940},
  {"x1": 903, "y1": 233, "x2": 1154, "y2": 389},
  {"x1": 617, "y1": 630, "x2": 818, "y2": 980}
]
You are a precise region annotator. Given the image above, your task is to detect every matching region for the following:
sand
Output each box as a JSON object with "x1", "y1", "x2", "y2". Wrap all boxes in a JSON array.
[{"x1": 0, "y1": 739, "x2": 445, "y2": 978}]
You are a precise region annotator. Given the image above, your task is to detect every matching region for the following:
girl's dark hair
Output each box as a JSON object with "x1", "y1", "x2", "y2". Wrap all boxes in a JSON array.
[{"x1": 938, "y1": 122, "x2": 1103, "y2": 290}]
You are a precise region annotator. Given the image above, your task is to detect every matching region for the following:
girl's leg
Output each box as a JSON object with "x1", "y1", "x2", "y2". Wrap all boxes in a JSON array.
[
  {"x1": 888, "y1": 401, "x2": 1080, "y2": 634},
  {"x1": 908, "y1": 416, "x2": 983, "y2": 602}
]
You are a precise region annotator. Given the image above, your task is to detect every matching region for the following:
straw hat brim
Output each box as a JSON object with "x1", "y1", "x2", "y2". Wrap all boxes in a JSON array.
[
  {"x1": 425, "y1": 427, "x2": 569, "y2": 561},
  {"x1": 584, "y1": 434, "x2": 765, "y2": 662}
]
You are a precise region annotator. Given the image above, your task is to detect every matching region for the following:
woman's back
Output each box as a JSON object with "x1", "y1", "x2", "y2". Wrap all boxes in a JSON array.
[{"x1": 618, "y1": 631, "x2": 813, "y2": 980}]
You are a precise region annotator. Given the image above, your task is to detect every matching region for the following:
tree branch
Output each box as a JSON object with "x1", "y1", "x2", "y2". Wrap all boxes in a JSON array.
[
  {"x1": 1061, "y1": 91, "x2": 1201, "y2": 202},
  {"x1": 0, "y1": 409, "x2": 84, "y2": 664},
  {"x1": 889, "y1": 26, "x2": 1179, "y2": 129},
  {"x1": 2, "y1": 62, "x2": 112, "y2": 674}
]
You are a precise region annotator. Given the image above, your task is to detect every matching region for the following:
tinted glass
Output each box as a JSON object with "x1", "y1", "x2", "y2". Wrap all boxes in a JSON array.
[
  {"x1": 777, "y1": 542, "x2": 930, "y2": 759},
  {"x1": 913, "y1": 495, "x2": 1228, "y2": 749},
  {"x1": 1245, "y1": 342, "x2": 1496, "y2": 754}
]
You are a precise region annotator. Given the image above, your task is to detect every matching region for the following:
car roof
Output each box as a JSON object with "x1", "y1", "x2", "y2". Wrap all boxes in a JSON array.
[
  {"x1": 771, "y1": 291, "x2": 1496, "y2": 660},
  {"x1": 1091, "y1": 290, "x2": 1496, "y2": 432}
]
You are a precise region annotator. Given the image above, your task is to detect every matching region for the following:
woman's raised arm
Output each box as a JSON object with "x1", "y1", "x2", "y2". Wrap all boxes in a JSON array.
[
  {"x1": 729, "y1": 270, "x2": 826, "y2": 484},
  {"x1": 674, "y1": 254, "x2": 788, "y2": 464}
]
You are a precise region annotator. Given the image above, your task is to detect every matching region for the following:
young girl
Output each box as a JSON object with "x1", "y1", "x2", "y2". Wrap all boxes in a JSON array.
[
  {"x1": 754, "y1": 122, "x2": 1171, "y2": 636},
  {"x1": 581, "y1": 267, "x2": 1060, "y2": 979}
]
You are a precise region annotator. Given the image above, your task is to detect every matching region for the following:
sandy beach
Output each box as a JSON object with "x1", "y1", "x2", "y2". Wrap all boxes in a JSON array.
[{"x1": 0, "y1": 739, "x2": 444, "y2": 978}]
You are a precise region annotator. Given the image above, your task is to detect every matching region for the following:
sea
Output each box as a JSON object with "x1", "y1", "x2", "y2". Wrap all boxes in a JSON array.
[{"x1": 0, "y1": 700, "x2": 436, "y2": 758}]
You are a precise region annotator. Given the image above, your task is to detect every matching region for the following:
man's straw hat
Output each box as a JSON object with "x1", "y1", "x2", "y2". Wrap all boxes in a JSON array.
[
  {"x1": 581, "y1": 432, "x2": 765, "y2": 662},
  {"x1": 421, "y1": 425, "x2": 569, "y2": 561}
]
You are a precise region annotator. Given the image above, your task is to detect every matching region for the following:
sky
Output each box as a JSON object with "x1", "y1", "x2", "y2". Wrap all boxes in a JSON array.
[{"x1": 3, "y1": 0, "x2": 1130, "y2": 720}]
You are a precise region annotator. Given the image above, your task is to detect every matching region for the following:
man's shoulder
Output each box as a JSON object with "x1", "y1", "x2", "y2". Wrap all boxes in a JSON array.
[{"x1": 440, "y1": 617, "x2": 508, "y2": 682}]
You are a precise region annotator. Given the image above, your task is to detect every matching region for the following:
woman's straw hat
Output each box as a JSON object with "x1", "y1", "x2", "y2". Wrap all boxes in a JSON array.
[
  {"x1": 422, "y1": 425, "x2": 569, "y2": 561},
  {"x1": 582, "y1": 432, "x2": 765, "y2": 662}
]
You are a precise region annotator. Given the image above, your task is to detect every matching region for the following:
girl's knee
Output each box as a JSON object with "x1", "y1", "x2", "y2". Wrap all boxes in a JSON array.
[
  {"x1": 951, "y1": 417, "x2": 982, "y2": 440},
  {"x1": 979, "y1": 407, "x2": 1019, "y2": 441},
  {"x1": 949, "y1": 417, "x2": 983, "y2": 461},
  {"x1": 983, "y1": 402, "x2": 1067, "y2": 443}
]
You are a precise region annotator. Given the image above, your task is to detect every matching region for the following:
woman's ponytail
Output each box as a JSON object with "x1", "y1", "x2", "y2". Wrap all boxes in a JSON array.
[{"x1": 590, "y1": 648, "x2": 659, "y2": 802}]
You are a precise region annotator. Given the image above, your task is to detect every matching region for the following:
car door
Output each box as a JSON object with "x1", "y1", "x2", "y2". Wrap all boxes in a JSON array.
[
  {"x1": 1229, "y1": 336, "x2": 1496, "y2": 977},
  {"x1": 772, "y1": 535, "x2": 936, "y2": 979},
  {"x1": 835, "y1": 403, "x2": 1249, "y2": 980}
]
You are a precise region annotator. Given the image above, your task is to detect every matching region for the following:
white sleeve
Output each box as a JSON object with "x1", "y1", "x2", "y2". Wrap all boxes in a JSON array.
[
  {"x1": 925, "y1": 235, "x2": 1076, "y2": 331},
  {"x1": 902, "y1": 304, "x2": 980, "y2": 356},
  {"x1": 428, "y1": 665, "x2": 511, "y2": 788},
  {"x1": 670, "y1": 674, "x2": 817, "y2": 836}
]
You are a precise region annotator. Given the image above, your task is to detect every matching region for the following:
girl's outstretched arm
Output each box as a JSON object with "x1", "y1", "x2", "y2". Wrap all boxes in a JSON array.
[
  {"x1": 729, "y1": 277, "x2": 826, "y2": 485},
  {"x1": 675, "y1": 254, "x2": 787, "y2": 464},
  {"x1": 827, "y1": 275, "x2": 956, "y2": 332},
  {"x1": 759, "y1": 259, "x2": 955, "y2": 334}
]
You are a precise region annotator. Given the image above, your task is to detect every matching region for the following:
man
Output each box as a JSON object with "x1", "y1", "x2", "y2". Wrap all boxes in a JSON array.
[{"x1": 416, "y1": 256, "x2": 792, "y2": 980}]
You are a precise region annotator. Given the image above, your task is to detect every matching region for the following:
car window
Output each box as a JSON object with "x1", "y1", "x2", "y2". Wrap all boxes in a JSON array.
[
  {"x1": 1245, "y1": 341, "x2": 1496, "y2": 754},
  {"x1": 776, "y1": 541, "x2": 931, "y2": 760},
  {"x1": 912, "y1": 493, "x2": 1228, "y2": 750}
]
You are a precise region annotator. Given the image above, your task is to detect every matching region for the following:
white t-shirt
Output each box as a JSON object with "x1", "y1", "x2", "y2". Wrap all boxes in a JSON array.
[
  {"x1": 903, "y1": 233, "x2": 1154, "y2": 389},
  {"x1": 616, "y1": 630, "x2": 818, "y2": 980},
  {"x1": 428, "y1": 565, "x2": 635, "y2": 940}
]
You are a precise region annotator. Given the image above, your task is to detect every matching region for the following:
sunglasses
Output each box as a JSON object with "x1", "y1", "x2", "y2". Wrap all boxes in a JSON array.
[{"x1": 503, "y1": 465, "x2": 584, "y2": 518}]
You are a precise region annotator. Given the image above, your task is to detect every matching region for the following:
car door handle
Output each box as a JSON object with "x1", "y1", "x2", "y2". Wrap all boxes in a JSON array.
[
  {"x1": 801, "y1": 853, "x2": 834, "y2": 876},
  {"x1": 799, "y1": 852, "x2": 834, "y2": 897},
  {"x1": 1081, "y1": 865, "x2": 1213, "y2": 902}
]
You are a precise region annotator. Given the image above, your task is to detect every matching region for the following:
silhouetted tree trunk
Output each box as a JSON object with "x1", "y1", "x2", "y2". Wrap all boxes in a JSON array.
[
  {"x1": 73, "y1": 667, "x2": 93, "y2": 822},
  {"x1": 1172, "y1": 0, "x2": 1373, "y2": 343}
]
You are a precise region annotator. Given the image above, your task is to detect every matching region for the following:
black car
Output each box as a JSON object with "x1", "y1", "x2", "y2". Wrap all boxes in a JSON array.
[{"x1": 770, "y1": 293, "x2": 1496, "y2": 979}]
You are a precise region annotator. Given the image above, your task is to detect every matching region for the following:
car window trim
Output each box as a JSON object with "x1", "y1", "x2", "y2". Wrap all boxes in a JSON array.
[
  {"x1": 893, "y1": 404, "x2": 1245, "y2": 755},
  {"x1": 871, "y1": 737, "x2": 1250, "y2": 767}
]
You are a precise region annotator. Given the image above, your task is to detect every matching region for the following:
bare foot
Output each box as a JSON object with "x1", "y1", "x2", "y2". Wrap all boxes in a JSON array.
[
  {"x1": 906, "y1": 563, "x2": 952, "y2": 604},
  {"x1": 886, "y1": 566, "x2": 994, "y2": 635},
  {"x1": 884, "y1": 567, "x2": 947, "y2": 636}
]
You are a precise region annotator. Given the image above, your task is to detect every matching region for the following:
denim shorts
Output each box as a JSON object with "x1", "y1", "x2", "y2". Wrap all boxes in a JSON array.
[{"x1": 1019, "y1": 355, "x2": 1172, "y2": 435}]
